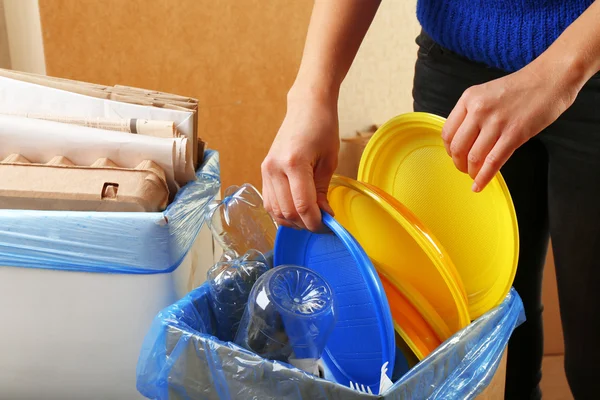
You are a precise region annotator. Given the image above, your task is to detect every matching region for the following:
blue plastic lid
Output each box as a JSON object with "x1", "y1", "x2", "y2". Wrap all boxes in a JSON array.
[{"x1": 274, "y1": 213, "x2": 395, "y2": 393}]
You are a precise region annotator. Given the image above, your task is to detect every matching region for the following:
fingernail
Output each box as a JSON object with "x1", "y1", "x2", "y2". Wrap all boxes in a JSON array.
[
  {"x1": 320, "y1": 203, "x2": 335, "y2": 217},
  {"x1": 472, "y1": 182, "x2": 481, "y2": 193}
]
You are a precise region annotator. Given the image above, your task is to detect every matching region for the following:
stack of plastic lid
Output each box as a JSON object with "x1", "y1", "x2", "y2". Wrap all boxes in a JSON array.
[
  {"x1": 272, "y1": 112, "x2": 519, "y2": 392},
  {"x1": 332, "y1": 112, "x2": 518, "y2": 362},
  {"x1": 328, "y1": 176, "x2": 470, "y2": 344},
  {"x1": 357, "y1": 112, "x2": 519, "y2": 320}
]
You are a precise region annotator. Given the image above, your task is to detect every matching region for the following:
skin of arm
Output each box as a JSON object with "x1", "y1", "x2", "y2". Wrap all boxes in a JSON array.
[
  {"x1": 261, "y1": 0, "x2": 381, "y2": 231},
  {"x1": 263, "y1": 0, "x2": 600, "y2": 231},
  {"x1": 443, "y1": 0, "x2": 600, "y2": 192}
]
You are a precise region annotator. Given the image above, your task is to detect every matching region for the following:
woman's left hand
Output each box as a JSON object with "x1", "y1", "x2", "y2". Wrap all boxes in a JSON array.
[{"x1": 442, "y1": 63, "x2": 580, "y2": 192}]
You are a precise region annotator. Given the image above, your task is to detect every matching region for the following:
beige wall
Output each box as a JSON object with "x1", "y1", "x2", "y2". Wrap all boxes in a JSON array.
[
  {"x1": 0, "y1": 1, "x2": 11, "y2": 68},
  {"x1": 38, "y1": 0, "x2": 311, "y2": 190},
  {"x1": 339, "y1": 1, "x2": 420, "y2": 136},
  {"x1": 3, "y1": 0, "x2": 45, "y2": 74},
  {"x1": 337, "y1": 0, "x2": 421, "y2": 177}
]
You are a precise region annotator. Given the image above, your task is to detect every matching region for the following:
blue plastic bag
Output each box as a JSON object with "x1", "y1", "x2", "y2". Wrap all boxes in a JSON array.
[
  {"x1": 0, "y1": 150, "x2": 220, "y2": 274},
  {"x1": 136, "y1": 284, "x2": 525, "y2": 400}
]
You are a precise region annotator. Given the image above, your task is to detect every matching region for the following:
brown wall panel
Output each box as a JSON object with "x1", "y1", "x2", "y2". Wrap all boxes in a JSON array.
[{"x1": 39, "y1": 0, "x2": 312, "y2": 189}]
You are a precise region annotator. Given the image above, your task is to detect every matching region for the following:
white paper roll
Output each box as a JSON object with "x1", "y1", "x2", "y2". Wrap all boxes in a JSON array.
[{"x1": 0, "y1": 115, "x2": 187, "y2": 193}]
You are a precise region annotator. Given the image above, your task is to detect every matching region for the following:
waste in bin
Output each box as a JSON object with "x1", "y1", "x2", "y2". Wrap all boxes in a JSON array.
[{"x1": 136, "y1": 283, "x2": 524, "y2": 400}]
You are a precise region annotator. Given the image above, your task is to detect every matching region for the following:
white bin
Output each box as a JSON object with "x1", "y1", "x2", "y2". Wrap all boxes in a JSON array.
[
  {"x1": 0, "y1": 151, "x2": 221, "y2": 399},
  {"x1": 0, "y1": 224, "x2": 217, "y2": 400}
]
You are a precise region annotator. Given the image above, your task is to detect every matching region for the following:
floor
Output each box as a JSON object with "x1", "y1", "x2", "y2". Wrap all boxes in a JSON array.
[{"x1": 541, "y1": 355, "x2": 573, "y2": 400}]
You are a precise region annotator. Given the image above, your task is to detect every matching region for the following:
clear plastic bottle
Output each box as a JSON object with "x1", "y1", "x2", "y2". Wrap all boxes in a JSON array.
[
  {"x1": 207, "y1": 249, "x2": 271, "y2": 342},
  {"x1": 234, "y1": 265, "x2": 337, "y2": 374},
  {"x1": 207, "y1": 184, "x2": 277, "y2": 256}
]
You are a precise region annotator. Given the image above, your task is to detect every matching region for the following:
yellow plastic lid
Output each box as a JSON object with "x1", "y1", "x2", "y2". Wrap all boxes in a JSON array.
[
  {"x1": 358, "y1": 112, "x2": 519, "y2": 319},
  {"x1": 328, "y1": 176, "x2": 470, "y2": 339}
]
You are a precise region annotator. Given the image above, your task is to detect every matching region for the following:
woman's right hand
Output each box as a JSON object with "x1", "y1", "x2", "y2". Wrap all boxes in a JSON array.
[
  {"x1": 260, "y1": 0, "x2": 381, "y2": 231},
  {"x1": 261, "y1": 95, "x2": 339, "y2": 232}
]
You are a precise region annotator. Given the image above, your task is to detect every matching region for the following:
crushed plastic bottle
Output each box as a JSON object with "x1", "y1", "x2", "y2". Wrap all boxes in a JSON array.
[{"x1": 207, "y1": 184, "x2": 277, "y2": 256}]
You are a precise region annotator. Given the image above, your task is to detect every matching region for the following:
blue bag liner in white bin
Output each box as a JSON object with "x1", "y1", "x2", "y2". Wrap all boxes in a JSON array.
[
  {"x1": 0, "y1": 151, "x2": 220, "y2": 400},
  {"x1": 0, "y1": 150, "x2": 220, "y2": 274},
  {"x1": 137, "y1": 279, "x2": 525, "y2": 400}
]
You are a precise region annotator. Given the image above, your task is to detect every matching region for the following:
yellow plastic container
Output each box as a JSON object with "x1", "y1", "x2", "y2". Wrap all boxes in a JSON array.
[
  {"x1": 358, "y1": 112, "x2": 519, "y2": 319},
  {"x1": 328, "y1": 176, "x2": 470, "y2": 340}
]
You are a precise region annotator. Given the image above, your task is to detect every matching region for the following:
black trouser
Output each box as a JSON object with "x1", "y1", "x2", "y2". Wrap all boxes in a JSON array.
[{"x1": 413, "y1": 31, "x2": 600, "y2": 400}]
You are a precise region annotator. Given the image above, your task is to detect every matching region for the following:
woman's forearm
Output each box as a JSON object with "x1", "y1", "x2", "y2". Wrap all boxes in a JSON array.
[
  {"x1": 290, "y1": 0, "x2": 381, "y2": 102},
  {"x1": 531, "y1": 0, "x2": 600, "y2": 96}
]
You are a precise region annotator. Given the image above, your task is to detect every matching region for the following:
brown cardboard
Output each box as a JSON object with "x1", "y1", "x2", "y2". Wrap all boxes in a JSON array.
[
  {"x1": 0, "y1": 68, "x2": 110, "y2": 98},
  {"x1": 37, "y1": 0, "x2": 314, "y2": 189},
  {"x1": 338, "y1": 127, "x2": 378, "y2": 179},
  {"x1": 0, "y1": 155, "x2": 169, "y2": 212},
  {"x1": 0, "y1": 67, "x2": 202, "y2": 167}
]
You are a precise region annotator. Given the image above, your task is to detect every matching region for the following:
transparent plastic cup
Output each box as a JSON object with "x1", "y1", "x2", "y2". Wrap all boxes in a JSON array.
[{"x1": 234, "y1": 265, "x2": 337, "y2": 371}]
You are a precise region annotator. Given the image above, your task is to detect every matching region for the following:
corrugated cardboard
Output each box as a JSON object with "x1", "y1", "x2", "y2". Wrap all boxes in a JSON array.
[
  {"x1": 0, "y1": 68, "x2": 203, "y2": 168},
  {"x1": 0, "y1": 155, "x2": 169, "y2": 212}
]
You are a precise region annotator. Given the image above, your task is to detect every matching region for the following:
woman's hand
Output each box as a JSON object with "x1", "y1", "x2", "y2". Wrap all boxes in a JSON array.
[
  {"x1": 443, "y1": 62, "x2": 581, "y2": 192},
  {"x1": 443, "y1": 0, "x2": 600, "y2": 192},
  {"x1": 261, "y1": 95, "x2": 339, "y2": 231},
  {"x1": 260, "y1": 0, "x2": 381, "y2": 231}
]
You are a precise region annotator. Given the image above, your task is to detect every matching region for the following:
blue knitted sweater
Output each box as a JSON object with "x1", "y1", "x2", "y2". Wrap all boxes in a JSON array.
[{"x1": 417, "y1": 0, "x2": 594, "y2": 72}]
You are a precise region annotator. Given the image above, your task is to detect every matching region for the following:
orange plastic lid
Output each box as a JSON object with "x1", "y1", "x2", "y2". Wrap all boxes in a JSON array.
[{"x1": 380, "y1": 273, "x2": 441, "y2": 360}]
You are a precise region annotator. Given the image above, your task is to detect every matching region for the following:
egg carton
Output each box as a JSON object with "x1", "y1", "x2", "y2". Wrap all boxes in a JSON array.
[{"x1": 0, "y1": 154, "x2": 169, "y2": 212}]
